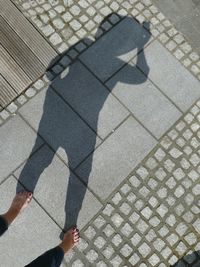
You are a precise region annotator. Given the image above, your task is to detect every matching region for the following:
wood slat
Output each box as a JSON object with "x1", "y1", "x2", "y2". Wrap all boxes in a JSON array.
[
  {"x1": 0, "y1": 74, "x2": 18, "y2": 107},
  {"x1": 0, "y1": 0, "x2": 58, "y2": 68},
  {"x1": 0, "y1": 44, "x2": 31, "y2": 94},
  {"x1": 0, "y1": 15, "x2": 46, "y2": 81}
]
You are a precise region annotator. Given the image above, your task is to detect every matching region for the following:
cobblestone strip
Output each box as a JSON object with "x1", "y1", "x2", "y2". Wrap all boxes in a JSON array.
[
  {"x1": 1, "y1": 0, "x2": 200, "y2": 125},
  {"x1": 61, "y1": 100, "x2": 200, "y2": 266}
]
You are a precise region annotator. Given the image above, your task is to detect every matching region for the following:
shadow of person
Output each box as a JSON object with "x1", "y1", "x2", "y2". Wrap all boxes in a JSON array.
[
  {"x1": 16, "y1": 13, "x2": 151, "y2": 233},
  {"x1": 170, "y1": 250, "x2": 200, "y2": 266}
]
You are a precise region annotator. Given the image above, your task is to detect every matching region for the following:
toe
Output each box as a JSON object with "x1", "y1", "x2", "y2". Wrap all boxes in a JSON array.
[
  {"x1": 74, "y1": 237, "x2": 80, "y2": 244},
  {"x1": 27, "y1": 192, "x2": 33, "y2": 199},
  {"x1": 73, "y1": 230, "x2": 79, "y2": 236}
]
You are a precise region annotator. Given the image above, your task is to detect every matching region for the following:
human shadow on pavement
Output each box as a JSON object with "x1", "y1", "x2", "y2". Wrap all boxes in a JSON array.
[
  {"x1": 170, "y1": 250, "x2": 200, "y2": 266},
  {"x1": 16, "y1": 13, "x2": 151, "y2": 233}
]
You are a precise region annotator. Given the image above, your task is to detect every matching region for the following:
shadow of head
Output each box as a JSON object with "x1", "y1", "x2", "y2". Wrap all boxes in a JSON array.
[
  {"x1": 170, "y1": 250, "x2": 200, "y2": 267},
  {"x1": 47, "y1": 12, "x2": 151, "y2": 74},
  {"x1": 95, "y1": 13, "x2": 151, "y2": 55}
]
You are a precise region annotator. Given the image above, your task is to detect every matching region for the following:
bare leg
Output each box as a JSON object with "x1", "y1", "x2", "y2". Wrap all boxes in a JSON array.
[
  {"x1": 1, "y1": 191, "x2": 32, "y2": 225},
  {"x1": 25, "y1": 227, "x2": 80, "y2": 267}
]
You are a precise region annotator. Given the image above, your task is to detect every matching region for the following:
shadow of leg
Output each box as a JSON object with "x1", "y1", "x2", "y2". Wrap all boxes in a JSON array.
[
  {"x1": 16, "y1": 137, "x2": 55, "y2": 193},
  {"x1": 63, "y1": 157, "x2": 93, "y2": 233}
]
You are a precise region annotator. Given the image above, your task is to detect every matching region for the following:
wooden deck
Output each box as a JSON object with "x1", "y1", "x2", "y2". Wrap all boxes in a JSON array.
[{"x1": 0, "y1": 0, "x2": 58, "y2": 110}]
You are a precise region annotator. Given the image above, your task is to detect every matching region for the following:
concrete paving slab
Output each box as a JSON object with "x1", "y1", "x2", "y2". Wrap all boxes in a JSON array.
[
  {"x1": 153, "y1": 0, "x2": 196, "y2": 23},
  {"x1": 80, "y1": 17, "x2": 152, "y2": 82},
  {"x1": 75, "y1": 116, "x2": 157, "y2": 200},
  {"x1": 14, "y1": 145, "x2": 102, "y2": 231},
  {"x1": 19, "y1": 87, "x2": 101, "y2": 169},
  {"x1": 51, "y1": 61, "x2": 129, "y2": 139},
  {"x1": 0, "y1": 115, "x2": 43, "y2": 182},
  {"x1": 0, "y1": 176, "x2": 62, "y2": 267},
  {"x1": 135, "y1": 40, "x2": 200, "y2": 112},
  {"x1": 106, "y1": 61, "x2": 182, "y2": 138}
]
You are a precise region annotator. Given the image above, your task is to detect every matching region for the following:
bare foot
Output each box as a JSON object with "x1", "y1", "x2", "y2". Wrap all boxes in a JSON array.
[
  {"x1": 59, "y1": 227, "x2": 80, "y2": 254},
  {"x1": 1, "y1": 191, "x2": 32, "y2": 225}
]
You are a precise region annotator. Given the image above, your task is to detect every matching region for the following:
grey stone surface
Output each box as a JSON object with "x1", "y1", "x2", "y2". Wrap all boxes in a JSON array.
[
  {"x1": 14, "y1": 145, "x2": 102, "y2": 230},
  {"x1": 0, "y1": 115, "x2": 43, "y2": 182},
  {"x1": 52, "y1": 61, "x2": 129, "y2": 139},
  {"x1": 19, "y1": 87, "x2": 101, "y2": 168},
  {"x1": 2, "y1": 1, "x2": 200, "y2": 266},
  {"x1": 75, "y1": 116, "x2": 156, "y2": 200},
  {"x1": 80, "y1": 17, "x2": 152, "y2": 82},
  {"x1": 153, "y1": 0, "x2": 196, "y2": 23},
  {"x1": 135, "y1": 40, "x2": 200, "y2": 111},
  {"x1": 106, "y1": 60, "x2": 182, "y2": 138},
  {"x1": 0, "y1": 176, "x2": 61, "y2": 267},
  {"x1": 153, "y1": 0, "x2": 200, "y2": 54}
]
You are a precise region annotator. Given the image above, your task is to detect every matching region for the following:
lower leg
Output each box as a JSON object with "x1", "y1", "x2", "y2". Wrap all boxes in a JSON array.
[
  {"x1": 25, "y1": 227, "x2": 80, "y2": 267},
  {"x1": 1, "y1": 191, "x2": 32, "y2": 225}
]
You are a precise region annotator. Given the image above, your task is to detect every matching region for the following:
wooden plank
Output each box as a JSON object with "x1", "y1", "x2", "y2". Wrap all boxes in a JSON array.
[
  {"x1": 0, "y1": 0, "x2": 58, "y2": 68},
  {"x1": 0, "y1": 15, "x2": 46, "y2": 81},
  {"x1": 0, "y1": 44, "x2": 31, "y2": 94},
  {"x1": 0, "y1": 74, "x2": 18, "y2": 107}
]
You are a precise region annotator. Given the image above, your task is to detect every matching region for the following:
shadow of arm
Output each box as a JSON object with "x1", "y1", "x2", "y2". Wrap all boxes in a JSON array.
[{"x1": 135, "y1": 48, "x2": 150, "y2": 77}]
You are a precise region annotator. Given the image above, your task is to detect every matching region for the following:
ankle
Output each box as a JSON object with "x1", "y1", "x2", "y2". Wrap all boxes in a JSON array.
[
  {"x1": 1, "y1": 209, "x2": 18, "y2": 225},
  {"x1": 58, "y1": 242, "x2": 68, "y2": 254}
]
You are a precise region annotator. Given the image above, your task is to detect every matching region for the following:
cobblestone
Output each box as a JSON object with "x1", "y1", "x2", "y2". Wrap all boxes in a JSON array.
[
  {"x1": 1, "y1": 1, "x2": 200, "y2": 266},
  {"x1": 6, "y1": 103, "x2": 18, "y2": 114}
]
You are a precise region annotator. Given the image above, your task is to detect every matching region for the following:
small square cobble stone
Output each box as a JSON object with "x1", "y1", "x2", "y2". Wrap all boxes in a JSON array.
[
  {"x1": 138, "y1": 242, "x2": 151, "y2": 257},
  {"x1": 112, "y1": 234, "x2": 123, "y2": 247},
  {"x1": 129, "y1": 253, "x2": 140, "y2": 265},
  {"x1": 49, "y1": 33, "x2": 62, "y2": 45},
  {"x1": 120, "y1": 223, "x2": 133, "y2": 237},
  {"x1": 25, "y1": 88, "x2": 36, "y2": 98},
  {"x1": 6, "y1": 102, "x2": 18, "y2": 113},
  {"x1": 86, "y1": 249, "x2": 98, "y2": 263},
  {"x1": 129, "y1": 175, "x2": 141, "y2": 187},
  {"x1": 102, "y1": 245, "x2": 115, "y2": 259},
  {"x1": 84, "y1": 226, "x2": 96, "y2": 240},
  {"x1": 120, "y1": 244, "x2": 132, "y2": 257},
  {"x1": 119, "y1": 202, "x2": 131, "y2": 215},
  {"x1": 17, "y1": 95, "x2": 27, "y2": 105},
  {"x1": 103, "y1": 204, "x2": 114, "y2": 217},
  {"x1": 112, "y1": 192, "x2": 122, "y2": 205},
  {"x1": 110, "y1": 255, "x2": 122, "y2": 267},
  {"x1": 111, "y1": 213, "x2": 123, "y2": 228},
  {"x1": 94, "y1": 236, "x2": 106, "y2": 249},
  {"x1": 103, "y1": 224, "x2": 115, "y2": 237}
]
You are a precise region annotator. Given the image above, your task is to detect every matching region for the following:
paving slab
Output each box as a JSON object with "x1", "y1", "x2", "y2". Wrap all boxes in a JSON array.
[
  {"x1": 106, "y1": 60, "x2": 182, "y2": 138},
  {"x1": 80, "y1": 17, "x2": 152, "y2": 82},
  {"x1": 14, "y1": 145, "x2": 102, "y2": 231},
  {"x1": 0, "y1": 115, "x2": 43, "y2": 182},
  {"x1": 153, "y1": 0, "x2": 196, "y2": 23},
  {"x1": 0, "y1": 176, "x2": 62, "y2": 267},
  {"x1": 51, "y1": 61, "x2": 129, "y2": 139},
  {"x1": 19, "y1": 87, "x2": 101, "y2": 169},
  {"x1": 135, "y1": 40, "x2": 200, "y2": 112},
  {"x1": 75, "y1": 116, "x2": 157, "y2": 200}
]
